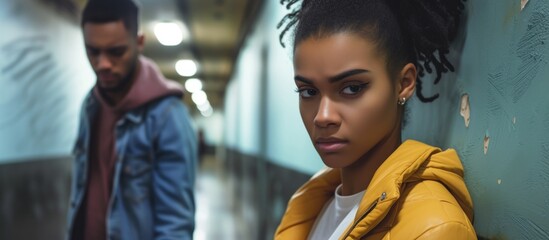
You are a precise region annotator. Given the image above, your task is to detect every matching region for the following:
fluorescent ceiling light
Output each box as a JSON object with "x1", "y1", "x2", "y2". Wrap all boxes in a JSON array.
[
  {"x1": 197, "y1": 101, "x2": 211, "y2": 112},
  {"x1": 176, "y1": 59, "x2": 197, "y2": 77},
  {"x1": 185, "y1": 78, "x2": 203, "y2": 93},
  {"x1": 200, "y1": 107, "x2": 213, "y2": 117},
  {"x1": 154, "y1": 22, "x2": 184, "y2": 46},
  {"x1": 191, "y1": 90, "x2": 208, "y2": 106}
]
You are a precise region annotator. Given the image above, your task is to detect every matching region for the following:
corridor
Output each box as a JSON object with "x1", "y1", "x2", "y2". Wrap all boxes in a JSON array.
[
  {"x1": 194, "y1": 155, "x2": 247, "y2": 240},
  {"x1": 1, "y1": 0, "x2": 549, "y2": 239}
]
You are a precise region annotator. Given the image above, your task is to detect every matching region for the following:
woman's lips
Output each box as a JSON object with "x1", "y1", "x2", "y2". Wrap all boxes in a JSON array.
[{"x1": 315, "y1": 138, "x2": 348, "y2": 152}]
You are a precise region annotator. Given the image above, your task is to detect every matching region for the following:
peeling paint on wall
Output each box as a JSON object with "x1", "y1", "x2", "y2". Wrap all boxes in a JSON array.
[
  {"x1": 393, "y1": 1, "x2": 549, "y2": 239},
  {"x1": 522, "y1": 0, "x2": 529, "y2": 11},
  {"x1": 484, "y1": 132, "x2": 490, "y2": 155},
  {"x1": 460, "y1": 94, "x2": 471, "y2": 128}
]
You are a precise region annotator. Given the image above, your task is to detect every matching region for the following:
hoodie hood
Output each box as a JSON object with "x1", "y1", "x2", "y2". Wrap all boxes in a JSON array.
[
  {"x1": 94, "y1": 56, "x2": 184, "y2": 112},
  {"x1": 275, "y1": 140, "x2": 474, "y2": 239}
]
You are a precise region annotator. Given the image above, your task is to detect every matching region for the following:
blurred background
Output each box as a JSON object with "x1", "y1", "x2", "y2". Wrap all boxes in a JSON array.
[{"x1": 1, "y1": 0, "x2": 548, "y2": 239}]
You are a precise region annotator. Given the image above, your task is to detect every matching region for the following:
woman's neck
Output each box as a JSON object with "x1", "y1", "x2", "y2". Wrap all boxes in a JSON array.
[{"x1": 339, "y1": 126, "x2": 402, "y2": 196}]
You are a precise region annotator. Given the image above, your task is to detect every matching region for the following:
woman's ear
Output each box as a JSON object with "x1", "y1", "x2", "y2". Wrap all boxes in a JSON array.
[{"x1": 397, "y1": 63, "x2": 417, "y2": 101}]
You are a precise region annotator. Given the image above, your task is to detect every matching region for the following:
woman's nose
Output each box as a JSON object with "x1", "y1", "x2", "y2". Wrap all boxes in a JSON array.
[{"x1": 313, "y1": 97, "x2": 341, "y2": 128}]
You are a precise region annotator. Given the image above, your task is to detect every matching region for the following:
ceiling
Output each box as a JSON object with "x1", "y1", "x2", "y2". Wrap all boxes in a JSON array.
[
  {"x1": 45, "y1": 0, "x2": 264, "y2": 114},
  {"x1": 138, "y1": 0, "x2": 264, "y2": 113}
]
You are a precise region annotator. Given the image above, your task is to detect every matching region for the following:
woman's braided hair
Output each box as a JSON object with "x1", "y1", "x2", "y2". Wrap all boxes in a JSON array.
[{"x1": 278, "y1": 0, "x2": 465, "y2": 102}]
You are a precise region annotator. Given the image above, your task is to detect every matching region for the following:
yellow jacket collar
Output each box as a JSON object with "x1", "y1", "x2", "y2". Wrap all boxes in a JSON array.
[{"x1": 275, "y1": 140, "x2": 474, "y2": 239}]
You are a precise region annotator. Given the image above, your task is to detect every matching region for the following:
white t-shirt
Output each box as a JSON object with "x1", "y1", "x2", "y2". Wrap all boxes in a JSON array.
[{"x1": 308, "y1": 185, "x2": 366, "y2": 240}]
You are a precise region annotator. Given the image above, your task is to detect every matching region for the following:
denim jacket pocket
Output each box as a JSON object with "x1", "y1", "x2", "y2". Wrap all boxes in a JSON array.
[{"x1": 121, "y1": 155, "x2": 152, "y2": 204}]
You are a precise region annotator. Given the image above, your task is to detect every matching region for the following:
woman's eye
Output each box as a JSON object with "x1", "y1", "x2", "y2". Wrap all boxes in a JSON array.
[
  {"x1": 296, "y1": 88, "x2": 317, "y2": 98},
  {"x1": 341, "y1": 83, "x2": 367, "y2": 95}
]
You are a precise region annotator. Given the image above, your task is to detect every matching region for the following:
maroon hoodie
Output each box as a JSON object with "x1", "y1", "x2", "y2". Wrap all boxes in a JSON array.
[{"x1": 75, "y1": 56, "x2": 183, "y2": 240}]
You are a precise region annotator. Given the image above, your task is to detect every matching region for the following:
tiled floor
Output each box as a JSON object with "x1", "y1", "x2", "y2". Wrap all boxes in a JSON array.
[{"x1": 194, "y1": 155, "x2": 249, "y2": 240}]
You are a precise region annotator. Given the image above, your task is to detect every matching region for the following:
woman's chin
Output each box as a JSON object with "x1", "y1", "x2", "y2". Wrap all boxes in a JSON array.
[{"x1": 319, "y1": 153, "x2": 350, "y2": 169}]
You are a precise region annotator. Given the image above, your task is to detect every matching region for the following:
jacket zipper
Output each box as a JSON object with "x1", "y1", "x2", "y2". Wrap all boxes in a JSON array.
[{"x1": 341, "y1": 199, "x2": 379, "y2": 239}]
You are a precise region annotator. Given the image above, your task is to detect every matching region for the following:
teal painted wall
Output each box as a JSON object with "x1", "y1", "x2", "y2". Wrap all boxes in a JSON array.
[
  {"x1": 403, "y1": 0, "x2": 549, "y2": 238},
  {"x1": 225, "y1": 0, "x2": 549, "y2": 238},
  {"x1": 224, "y1": 0, "x2": 321, "y2": 174}
]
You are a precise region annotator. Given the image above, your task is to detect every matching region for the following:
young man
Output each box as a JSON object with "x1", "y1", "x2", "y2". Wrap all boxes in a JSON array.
[{"x1": 66, "y1": 0, "x2": 197, "y2": 239}]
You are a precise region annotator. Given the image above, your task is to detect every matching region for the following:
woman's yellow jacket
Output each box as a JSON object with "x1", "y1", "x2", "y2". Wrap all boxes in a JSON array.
[{"x1": 275, "y1": 140, "x2": 476, "y2": 240}]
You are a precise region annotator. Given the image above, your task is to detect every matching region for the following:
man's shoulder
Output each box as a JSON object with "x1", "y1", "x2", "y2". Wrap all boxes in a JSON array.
[
  {"x1": 143, "y1": 95, "x2": 190, "y2": 126},
  {"x1": 146, "y1": 95, "x2": 186, "y2": 113}
]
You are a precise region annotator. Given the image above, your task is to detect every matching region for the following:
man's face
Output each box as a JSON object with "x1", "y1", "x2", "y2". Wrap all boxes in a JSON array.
[{"x1": 83, "y1": 20, "x2": 143, "y2": 92}]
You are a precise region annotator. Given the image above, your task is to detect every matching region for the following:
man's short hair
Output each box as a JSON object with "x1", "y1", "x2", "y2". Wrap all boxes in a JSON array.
[{"x1": 81, "y1": 0, "x2": 140, "y2": 36}]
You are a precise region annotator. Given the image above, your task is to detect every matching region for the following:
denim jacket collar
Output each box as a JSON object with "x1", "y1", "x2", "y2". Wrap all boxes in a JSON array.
[{"x1": 86, "y1": 92, "x2": 146, "y2": 126}]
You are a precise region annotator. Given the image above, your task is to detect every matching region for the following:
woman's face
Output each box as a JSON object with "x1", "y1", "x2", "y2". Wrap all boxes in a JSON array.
[{"x1": 294, "y1": 32, "x2": 406, "y2": 168}]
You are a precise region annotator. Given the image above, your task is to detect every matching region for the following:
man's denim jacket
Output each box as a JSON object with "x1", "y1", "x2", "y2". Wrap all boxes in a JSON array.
[{"x1": 66, "y1": 93, "x2": 197, "y2": 240}]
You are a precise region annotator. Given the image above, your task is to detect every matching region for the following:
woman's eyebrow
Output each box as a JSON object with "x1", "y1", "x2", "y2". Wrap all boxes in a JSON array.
[
  {"x1": 294, "y1": 75, "x2": 313, "y2": 84},
  {"x1": 329, "y1": 69, "x2": 369, "y2": 82},
  {"x1": 294, "y1": 69, "x2": 369, "y2": 84}
]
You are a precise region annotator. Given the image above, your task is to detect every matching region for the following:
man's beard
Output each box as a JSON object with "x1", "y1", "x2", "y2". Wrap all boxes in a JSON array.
[{"x1": 98, "y1": 60, "x2": 138, "y2": 93}]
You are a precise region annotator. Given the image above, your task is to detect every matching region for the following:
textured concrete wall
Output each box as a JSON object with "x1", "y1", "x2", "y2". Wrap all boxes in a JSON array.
[{"x1": 403, "y1": 0, "x2": 549, "y2": 239}]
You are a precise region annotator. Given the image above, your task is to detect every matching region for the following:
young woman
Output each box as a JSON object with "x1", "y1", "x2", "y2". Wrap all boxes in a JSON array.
[{"x1": 275, "y1": 0, "x2": 476, "y2": 239}]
